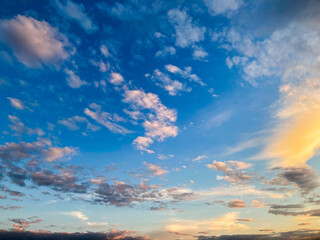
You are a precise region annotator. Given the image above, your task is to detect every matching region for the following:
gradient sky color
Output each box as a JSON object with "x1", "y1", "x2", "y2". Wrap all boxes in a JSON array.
[{"x1": 1, "y1": 1, "x2": 320, "y2": 240}]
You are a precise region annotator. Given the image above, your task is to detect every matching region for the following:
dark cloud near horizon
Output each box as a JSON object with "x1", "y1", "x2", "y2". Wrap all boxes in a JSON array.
[
  {"x1": 197, "y1": 229, "x2": 320, "y2": 240},
  {"x1": 0, "y1": 230, "x2": 148, "y2": 240}
]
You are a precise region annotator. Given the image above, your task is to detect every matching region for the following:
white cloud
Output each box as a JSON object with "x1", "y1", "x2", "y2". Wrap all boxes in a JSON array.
[
  {"x1": 65, "y1": 69, "x2": 88, "y2": 88},
  {"x1": 109, "y1": 72, "x2": 125, "y2": 85},
  {"x1": 204, "y1": 0, "x2": 243, "y2": 16},
  {"x1": 45, "y1": 146, "x2": 76, "y2": 162},
  {"x1": 84, "y1": 103, "x2": 132, "y2": 135},
  {"x1": 54, "y1": 0, "x2": 98, "y2": 33},
  {"x1": 133, "y1": 136, "x2": 154, "y2": 154},
  {"x1": 87, "y1": 222, "x2": 108, "y2": 227},
  {"x1": 7, "y1": 97, "x2": 24, "y2": 110},
  {"x1": 123, "y1": 89, "x2": 178, "y2": 153},
  {"x1": 144, "y1": 162, "x2": 168, "y2": 176},
  {"x1": 146, "y1": 70, "x2": 188, "y2": 96},
  {"x1": 168, "y1": 9, "x2": 206, "y2": 48},
  {"x1": 193, "y1": 46, "x2": 208, "y2": 60},
  {"x1": 61, "y1": 211, "x2": 88, "y2": 221},
  {"x1": 165, "y1": 64, "x2": 205, "y2": 86},
  {"x1": 155, "y1": 46, "x2": 176, "y2": 57},
  {"x1": 58, "y1": 116, "x2": 100, "y2": 132},
  {"x1": 100, "y1": 45, "x2": 109, "y2": 57},
  {"x1": 0, "y1": 15, "x2": 70, "y2": 67},
  {"x1": 222, "y1": 21, "x2": 320, "y2": 167},
  {"x1": 192, "y1": 155, "x2": 208, "y2": 162}
]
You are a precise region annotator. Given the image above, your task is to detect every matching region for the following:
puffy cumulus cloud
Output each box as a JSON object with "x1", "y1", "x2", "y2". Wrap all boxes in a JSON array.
[
  {"x1": 53, "y1": 0, "x2": 98, "y2": 33},
  {"x1": 109, "y1": 72, "x2": 125, "y2": 85},
  {"x1": 204, "y1": 0, "x2": 243, "y2": 16},
  {"x1": 123, "y1": 89, "x2": 177, "y2": 153},
  {"x1": 58, "y1": 116, "x2": 100, "y2": 132},
  {"x1": 133, "y1": 136, "x2": 154, "y2": 154},
  {"x1": 228, "y1": 161, "x2": 252, "y2": 170},
  {"x1": 60, "y1": 211, "x2": 88, "y2": 221},
  {"x1": 143, "y1": 162, "x2": 168, "y2": 176},
  {"x1": 165, "y1": 212, "x2": 249, "y2": 237},
  {"x1": 206, "y1": 161, "x2": 253, "y2": 184},
  {"x1": 263, "y1": 167, "x2": 320, "y2": 195},
  {"x1": 8, "y1": 115, "x2": 44, "y2": 136},
  {"x1": 84, "y1": 103, "x2": 132, "y2": 135},
  {"x1": 7, "y1": 97, "x2": 24, "y2": 110},
  {"x1": 65, "y1": 69, "x2": 88, "y2": 88},
  {"x1": 0, "y1": 15, "x2": 70, "y2": 67},
  {"x1": 193, "y1": 46, "x2": 208, "y2": 60},
  {"x1": 0, "y1": 229, "x2": 149, "y2": 240},
  {"x1": 227, "y1": 199, "x2": 247, "y2": 208},
  {"x1": 44, "y1": 147, "x2": 75, "y2": 162},
  {"x1": 168, "y1": 9, "x2": 206, "y2": 48}
]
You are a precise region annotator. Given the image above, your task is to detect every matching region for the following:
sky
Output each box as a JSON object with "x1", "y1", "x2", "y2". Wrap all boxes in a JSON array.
[{"x1": 1, "y1": 0, "x2": 320, "y2": 239}]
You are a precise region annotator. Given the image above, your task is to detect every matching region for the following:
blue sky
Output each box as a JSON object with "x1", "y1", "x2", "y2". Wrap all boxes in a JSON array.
[{"x1": 1, "y1": 0, "x2": 320, "y2": 239}]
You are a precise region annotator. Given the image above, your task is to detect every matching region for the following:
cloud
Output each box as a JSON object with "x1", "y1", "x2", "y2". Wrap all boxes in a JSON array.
[
  {"x1": 206, "y1": 185, "x2": 285, "y2": 199},
  {"x1": 58, "y1": 116, "x2": 100, "y2": 131},
  {"x1": 0, "y1": 205, "x2": 21, "y2": 211},
  {"x1": 251, "y1": 200, "x2": 266, "y2": 208},
  {"x1": 155, "y1": 46, "x2": 176, "y2": 57},
  {"x1": 8, "y1": 115, "x2": 44, "y2": 136},
  {"x1": 60, "y1": 211, "x2": 88, "y2": 221},
  {"x1": 53, "y1": 0, "x2": 98, "y2": 33},
  {"x1": 165, "y1": 212, "x2": 249, "y2": 237},
  {"x1": 44, "y1": 147, "x2": 75, "y2": 162},
  {"x1": 109, "y1": 72, "x2": 125, "y2": 85},
  {"x1": 65, "y1": 69, "x2": 88, "y2": 88},
  {"x1": 204, "y1": 0, "x2": 243, "y2": 16},
  {"x1": 84, "y1": 103, "x2": 132, "y2": 134},
  {"x1": 133, "y1": 136, "x2": 154, "y2": 154},
  {"x1": 0, "y1": 15, "x2": 70, "y2": 67},
  {"x1": 193, "y1": 46, "x2": 208, "y2": 60},
  {"x1": 7, "y1": 97, "x2": 24, "y2": 110},
  {"x1": 165, "y1": 64, "x2": 205, "y2": 86},
  {"x1": 197, "y1": 230, "x2": 320, "y2": 239},
  {"x1": 227, "y1": 199, "x2": 247, "y2": 208},
  {"x1": 10, "y1": 217, "x2": 42, "y2": 231},
  {"x1": 168, "y1": 9, "x2": 206, "y2": 48},
  {"x1": 146, "y1": 70, "x2": 188, "y2": 96},
  {"x1": 144, "y1": 162, "x2": 168, "y2": 176},
  {"x1": 0, "y1": 229, "x2": 149, "y2": 240},
  {"x1": 123, "y1": 88, "x2": 178, "y2": 153},
  {"x1": 0, "y1": 139, "x2": 74, "y2": 163},
  {"x1": 263, "y1": 167, "x2": 320, "y2": 195},
  {"x1": 206, "y1": 161, "x2": 253, "y2": 184},
  {"x1": 218, "y1": 12, "x2": 320, "y2": 167},
  {"x1": 192, "y1": 155, "x2": 208, "y2": 162}
]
